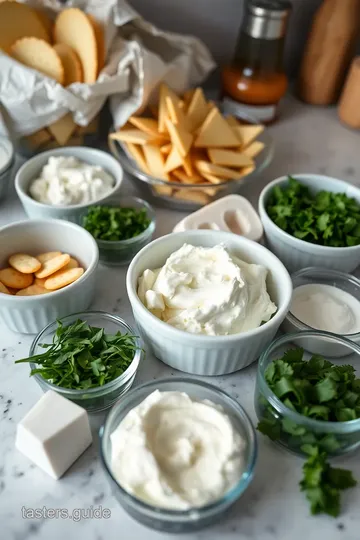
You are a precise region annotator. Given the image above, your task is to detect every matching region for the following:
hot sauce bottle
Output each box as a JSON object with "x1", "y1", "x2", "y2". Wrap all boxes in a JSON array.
[{"x1": 222, "y1": 0, "x2": 292, "y2": 124}]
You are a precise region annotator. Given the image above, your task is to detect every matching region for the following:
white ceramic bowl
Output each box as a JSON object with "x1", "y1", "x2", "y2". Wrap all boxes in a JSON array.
[
  {"x1": 258, "y1": 174, "x2": 360, "y2": 273},
  {"x1": 126, "y1": 230, "x2": 292, "y2": 376},
  {"x1": 0, "y1": 219, "x2": 99, "y2": 334},
  {"x1": 15, "y1": 147, "x2": 123, "y2": 223}
]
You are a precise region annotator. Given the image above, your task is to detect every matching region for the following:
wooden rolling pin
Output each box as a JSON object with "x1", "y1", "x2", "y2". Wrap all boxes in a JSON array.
[
  {"x1": 298, "y1": 0, "x2": 360, "y2": 105},
  {"x1": 338, "y1": 57, "x2": 360, "y2": 129}
]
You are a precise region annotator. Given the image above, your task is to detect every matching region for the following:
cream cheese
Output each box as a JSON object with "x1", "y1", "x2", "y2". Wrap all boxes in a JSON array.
[
  {"x1": 138, "y1": 243, "x2": 277, "y2": 336},
  {"x1": 29, "y1": 156, "x2": 115, "y2": 206},
  {"x1": 110, "y1": 390, "x2": 246, "y2": 510}
]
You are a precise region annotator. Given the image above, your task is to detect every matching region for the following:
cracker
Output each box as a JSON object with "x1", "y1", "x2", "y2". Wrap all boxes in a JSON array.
[
  {"x1": 226, "y1": 116, "x2": 239, "y2": 127},
  {"x1": 35, "y1": 254, "x2": 70, "y2": 279},
  {"x1": 64, "y1": 257, "x2": 79, "y2": 270},
  {"x1": 11, "y1": 37, "x2": 64, "y2": 84},
  {"x1": 164, "y1": 146, "x2": 183, "y2": 173},
  {"x1": 195, "y1": 108, "x2": 241, "y2": 148},
  {"x1": 48, "y1": 113, "x2": 77, "y2": 146},
  {"x1": 233, "y1": 125, "x2": 264, "y2": 147},
  {"x1": 200, "y1": 171, "x2": 223, "y2": 184},
  {"x1": 34, "y1": 8, "x2": 53, "y2": 41},
  {"x1": 125, "y1": 143, "x2": 150, "y2": 174},
  {"x1": 158, "y1": 84, "x2": 179, "y2": 133},
  {"x1": 16, "y1": 284, "x2": 49, "y2": 296},
  {"x1": 143, "y1": 145, "x2": 169, "y2": 180},
  {"x1": 0, "y1": 1, "x2": 50, "y2": 52},
  {"x1": 152, "y1": 185, "x2": 172, "y2": 196},
  {"x1": 173, "y1": 189, "x2": 210, "y2": 205},
  {"x1": 128, "y1": 117, "x2": 161, "y2": 137},
  {"x1": 160, "y1": 143, "x2": 172, "y2": 154},
  {"x1": 242, "y1": 141, "x2": 265, "y2": 159},
  {"x1": 195, "y1": 160, "x2": 242, "y2": 179},
  {"x1": 166, "y1": 95, "x2": 188, "y2": 130},
  {"x1": 109, "y1": 129, "x2": 163, "y2": 145},
  {"x1": 87, "y1": 13, "x2": 105, "y2": 75},
  {"x1": 24, "y1": 129, "x2": 52, "y2": 150},
  {"x1": 54, "y1": 8, "x2": 98, "y2": 84},
  {"x1": 172, "y1": 168, "x2": 203, "y2": 184},
  {"x1": 44, "y1": 267, "x2": 84, "y2": 290},
  {"x1": 0, "y1": 281, "x2": 10, "y2": 295},
  {"x1": 36, "y1": 251, "x2": 62, "y2": 264},
  {"x1": 0, "y1": 268, "x2": 33, "y2": 289},
  {"x1": 35, "y1": 277, "x2": 47, "y2": 288},
  {"x1": 165, "y1": 118, "x2": 192, "y2": 157},
  {"x1": 54, "y1": 43, "x2": 83, "y2": 85},
  {"x1": 208, "y1": 148, "x2": 254, "y2": 167},
  {"x1": 186, "y1": 88, "x2": 208, "y2": 132},
  {"x1": 9, "y1": 253, "x2": 41, "y2": 274}
]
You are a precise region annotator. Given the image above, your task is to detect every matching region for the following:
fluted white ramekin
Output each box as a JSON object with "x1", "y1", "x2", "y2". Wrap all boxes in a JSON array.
[
  {"x1": 259, "y1": 174, "x2": 360, "y2": 273},
  {"x1": 0, "y1": 219, "x2": 99, "y2": 334},
  {"x1": 126, "y1": 230, "x2": 292, "y2": 376},
  {"x1": 15, "y1": 147, "x2": 123, "y2": 223}
]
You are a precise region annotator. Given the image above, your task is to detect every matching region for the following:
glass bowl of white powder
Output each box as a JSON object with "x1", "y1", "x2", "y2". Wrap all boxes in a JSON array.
[
  {"x1": 99, "y1": 378, "x2": 257, "y2": 533},
  {"x1": 282, "y1": 267, "x2": 360, "y2": 357}
]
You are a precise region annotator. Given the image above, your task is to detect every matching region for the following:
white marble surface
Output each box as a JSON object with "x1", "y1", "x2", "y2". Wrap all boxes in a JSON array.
[{"x1": 1, "y1": 95, "x2": 360, "y2": 540}]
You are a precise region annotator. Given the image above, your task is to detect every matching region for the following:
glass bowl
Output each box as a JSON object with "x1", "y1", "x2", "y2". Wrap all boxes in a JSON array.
[
  {"x1": 100, "y1": 378, "x2": 257, "y2": 533},
  {"x1": 29, "y1": 311, "x2": 143, "y2": 413},
  {"x1": 108, "y1": 110, "x2": 274, "y2": 212},
  {"x1": 255, "y1": 331, "x2": 360, "y2": 457},
  {"x1": 81, "y1": 196, "x2": 156, "y2": 266},
  {"x1": 282, "y1": 267, "x2": 360, "y2": 357}
]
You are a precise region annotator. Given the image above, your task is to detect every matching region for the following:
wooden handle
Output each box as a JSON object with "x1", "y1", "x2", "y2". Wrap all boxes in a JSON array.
[{"x1": 338, "y1": 57, "x2": 360, "y2": 129}]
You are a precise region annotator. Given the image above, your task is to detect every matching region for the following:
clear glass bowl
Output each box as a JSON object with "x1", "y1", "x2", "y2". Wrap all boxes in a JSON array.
[
  {"x1": 108, "y1": 110, "x2": 274, "y2": 212},
  {"x1": 100, "y1": 378, "x2": 257, "y2": 533},
  {"x1": 81, "y1": 196, "x2": 156, "y2": 266},
  {"x1": 282, "y1": 267, "x2": 360, "y2": 357},
  {"x1": 29, "y1": 311, "x2": 143, "y2": 413},
  {"x1": 255, "y1": 331, "x2": 360, "y2": 457}
]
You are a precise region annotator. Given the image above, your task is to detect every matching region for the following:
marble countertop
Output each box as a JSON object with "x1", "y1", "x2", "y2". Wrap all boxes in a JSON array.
[{"x1": 2, "y1": 95, "x2": 360, "y2": 540}]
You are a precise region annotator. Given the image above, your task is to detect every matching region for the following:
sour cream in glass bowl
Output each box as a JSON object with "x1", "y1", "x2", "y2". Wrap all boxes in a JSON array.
[{"x1": 15, "y1": 147, "x2": 123, "y2": 223}]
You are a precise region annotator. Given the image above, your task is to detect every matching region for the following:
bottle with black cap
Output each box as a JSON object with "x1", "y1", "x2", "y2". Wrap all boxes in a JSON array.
[{"x1": 222, "y1": 0, "x2": 292, "y2": 123}]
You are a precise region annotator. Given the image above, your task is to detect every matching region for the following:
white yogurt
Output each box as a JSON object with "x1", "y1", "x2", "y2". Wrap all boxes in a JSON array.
[
  {"x1": 110, "y1": 390, "x2": 246, "y2": 510},
  {"x1": 290, "y1": 283, "x2": 360, "y2": 335},
  {"x1": 29, "y1": 156, "x2": 115, "y2": 206}
]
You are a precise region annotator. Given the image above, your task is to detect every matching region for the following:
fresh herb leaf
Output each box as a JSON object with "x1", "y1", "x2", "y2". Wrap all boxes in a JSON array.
[
  {"x1": 15, "y1": 318, "x2": 140, "y2": 390},
  {"x1": 83, "y1": 205, "x2": 151, "y2": 242},
  {"x1": 266, "y1": 177, "x2": 360, "y2": 247}
]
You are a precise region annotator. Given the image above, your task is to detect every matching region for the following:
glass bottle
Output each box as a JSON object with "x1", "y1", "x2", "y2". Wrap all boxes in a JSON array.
[{"x1": 222, "y1": 0, "x2": 292, "y2": 123}]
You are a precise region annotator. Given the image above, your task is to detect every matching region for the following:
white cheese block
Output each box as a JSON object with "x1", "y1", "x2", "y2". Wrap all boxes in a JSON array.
[
  {"x1": 173, "y1": 194, "x2": 263, "y2": 242},
  {"x1": 15, "y1": 390, "x2": 92, "y2": 479}
]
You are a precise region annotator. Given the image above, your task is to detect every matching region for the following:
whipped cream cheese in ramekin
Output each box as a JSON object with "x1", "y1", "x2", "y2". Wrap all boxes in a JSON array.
[
  {"x1": 110, "y1": 390, "x2": 246, "y2": 510},
  {"x1": 30, "y1": 156, "x2": 115, "y2": 206},
  {"x1": 137, "y1": 243, "x2": 277, "y2": 336}
]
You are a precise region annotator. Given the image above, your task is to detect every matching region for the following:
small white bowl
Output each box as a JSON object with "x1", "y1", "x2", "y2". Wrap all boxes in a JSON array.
[
  {"x1": 126, "y1": 230, "x2": 292, "y2": 376},
  {"x1": 259, "y1": 174, "x2": 360, "y2": 273},
  {"x1": 15, "y1": 147, "x2": 123, "y2": 223},
  {"x1": 0, "y1": 219, "x2": 99, "y2": 334}
]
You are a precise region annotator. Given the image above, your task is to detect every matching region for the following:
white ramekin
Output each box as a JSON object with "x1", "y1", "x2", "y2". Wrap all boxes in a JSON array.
[
  {"x1": 126, "y1": 230, "x2": 292, "y2": 376},
  {"x1": 259, "y1": 174, "x2": 360, "y2": 273},
  {"x1": 15, "y1": 147, "x2": 123, "y2": 223},
  {"x1": 0, "y1": 219, "x2": 99, "y2": 334}
]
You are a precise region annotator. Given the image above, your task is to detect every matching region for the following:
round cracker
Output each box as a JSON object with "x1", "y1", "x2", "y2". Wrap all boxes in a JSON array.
[
  {"x1": 0, "y1": 268, "x2": 33, "y2": 289},
  {"x1": 54, "y1": 8, "x2": 97, "y2": 84},
  {"x1": 44, "y1": 267, "x2": 84, "y2": 290},
  {"x1": 35, "y1": 253, "x2": 70, "y2": 279},
  {"x1": 0, "y1": 1, "x2": 49, "y2": 52},
  {"x1": 9, "y1": 253, "x2": 41, "y2": 274},
  {"x1": 54, "y1": 43, "x2": 83, "y2": 85},
  {"x1": 87, "y1": 14, "x2": 105, "y2": 75},
  {"x1": 11, "y1": 37, "x2": 64, "y2": 84},
  {"x1": 36, "y1": 251, "x2": 62, "y2": 264},
  {"x1": 16, "y1": 284, "x2": 49, "y2": 296},
  {"x1": 0, "y1": 280, "x2": 10, "y2": 295}
]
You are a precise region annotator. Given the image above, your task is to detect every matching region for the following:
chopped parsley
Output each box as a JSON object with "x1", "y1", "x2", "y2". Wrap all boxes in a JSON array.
[
  {"x1": 266, "y1": 176, "x2": 360, "y2": 247},
  {"x1": 257, "y1": 348, "x2": 359, "y2": 517},
  {"x1": 83, "y1": 205, "x2": 151, "y2": 242}
]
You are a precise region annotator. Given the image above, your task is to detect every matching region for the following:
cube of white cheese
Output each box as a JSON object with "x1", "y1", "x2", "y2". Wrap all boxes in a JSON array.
[{"x1": 15, "y1": 390, "x2": 92, "y2": 479}]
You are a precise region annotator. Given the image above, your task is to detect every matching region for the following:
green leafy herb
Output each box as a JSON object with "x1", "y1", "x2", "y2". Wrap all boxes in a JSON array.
[
  {"x1": 257, "y1": 348, "x2": 359, "y2": 517},
  {"x1": 15, "y1": 319, "x2": 139, "y2": 390},
  {"x1": 83, "y1": 205, "x2": 151, "y2": 241},
  {"x1": 266, "y1": 176, "x2": 360, "y2": 247}
]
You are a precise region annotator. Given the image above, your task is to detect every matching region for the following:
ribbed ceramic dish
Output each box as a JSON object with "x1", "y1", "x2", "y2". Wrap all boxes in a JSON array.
[
  {"x1": 126, "y1": 230, "x2": 292, "y2": 375},
  {"x1": 0, "y1": 219, "x2": 99, "y2": 334},
  {"x1": 15, "y1": 147, "x2": 123, "y2": 223},
  {"x1": 258, "y1": 174, "x2": 360, "y2": 273}
]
